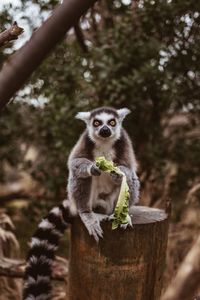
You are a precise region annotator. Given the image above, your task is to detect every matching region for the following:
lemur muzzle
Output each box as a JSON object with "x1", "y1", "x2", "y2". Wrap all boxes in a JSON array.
[{"x1": 99, "y1": 125, "x2": 111, "y2": 137}]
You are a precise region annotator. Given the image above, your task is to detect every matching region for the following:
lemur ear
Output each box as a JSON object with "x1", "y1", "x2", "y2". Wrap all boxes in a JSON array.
[
  {"x1": 117, "y1": 108, "x2": 131, "y2": 121},
  {"x1": 75, "y1": 111, "x2": 91, "y2": 123}
]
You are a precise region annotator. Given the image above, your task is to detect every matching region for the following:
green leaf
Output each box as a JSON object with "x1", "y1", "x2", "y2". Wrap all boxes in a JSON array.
[{"x1": 95, "y1": 156, "x2": 131, "y2": 230}]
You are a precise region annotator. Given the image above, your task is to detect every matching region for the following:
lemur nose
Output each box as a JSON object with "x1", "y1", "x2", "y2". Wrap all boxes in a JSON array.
[{"x1": 99, "y1": 126, "x2": 111, "y2": 137}]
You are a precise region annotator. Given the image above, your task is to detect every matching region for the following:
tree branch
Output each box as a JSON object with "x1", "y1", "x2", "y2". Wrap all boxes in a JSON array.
[
  {"x1": 0, "y1": 0, "x2": 97, "y2": 111},
  {"x1": 0, "y1": 22, "x2": 24, "y2": 48},
  {"x1": 161, "y1": 235, "x2": 200, "y2": 300},
  {"x1": 74, "y1": 22, "x2": 88, "y2": 53},
  {"x1": 89, "y1": 7, "x2": 100, "y2": 45}
]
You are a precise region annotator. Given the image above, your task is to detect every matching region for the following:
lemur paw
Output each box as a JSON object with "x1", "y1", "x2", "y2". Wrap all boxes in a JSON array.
[
  {"x1": 90, "y1": 164, "x2": 101, "y2": 176},
  {"x1": 109, "y1": 214, "x2": 132, "y2": 229},
  {"x1": 79, "y1": 212, "x2": 107, "y2": 242},
  {"x1": 95, "y1": 213, "x2": 109, "y2": 222},
  {"x1": 120, "y1": 215, "x2": 133, "y2": 229},
  {"x1": 108, "y1": 213, "x2": 114, "y2": 221},
  {"x1": 110, "y1": 171, "x2": 123, "y2": 185}
]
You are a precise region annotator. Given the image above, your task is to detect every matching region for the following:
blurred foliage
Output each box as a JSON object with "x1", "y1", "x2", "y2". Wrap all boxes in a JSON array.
[{"x1": 0, "y1": 0, "x2": 200, "y2": 217}]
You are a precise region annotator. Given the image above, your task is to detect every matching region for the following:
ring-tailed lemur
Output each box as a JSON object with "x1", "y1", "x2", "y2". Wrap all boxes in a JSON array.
[{"x1": 23, "y1": 107, "x2": 140, "y2": 300}]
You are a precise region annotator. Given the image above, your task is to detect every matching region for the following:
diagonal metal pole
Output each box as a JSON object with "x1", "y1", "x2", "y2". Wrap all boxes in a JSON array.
[{"x1": 0, "y1": 0, "x2": 97, "y2": 111}]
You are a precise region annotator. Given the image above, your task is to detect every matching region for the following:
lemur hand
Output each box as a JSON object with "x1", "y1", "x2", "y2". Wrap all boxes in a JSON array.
[
  {"x1": 109, "y1": 171, "x2": 122, "y2": 185},
  {"x1": 90, "y1": 164, "x2": 101, "y2": 176},
  {"x1": 79, "y1": 212, "x2": 108, "y2": 242}
]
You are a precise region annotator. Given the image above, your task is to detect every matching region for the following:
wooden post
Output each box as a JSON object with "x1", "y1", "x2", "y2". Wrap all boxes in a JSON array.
[{"x1": 68, "y1": 206, "x2": 169, "y2": 300}]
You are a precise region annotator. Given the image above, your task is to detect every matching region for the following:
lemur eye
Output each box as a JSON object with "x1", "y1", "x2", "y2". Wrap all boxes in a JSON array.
[
  {"x1": 109, "y1": 119, "x2": 116, "y2": 127},
  {"x1": 93, "y1": 119, "x2": 101, "y2": 127}
]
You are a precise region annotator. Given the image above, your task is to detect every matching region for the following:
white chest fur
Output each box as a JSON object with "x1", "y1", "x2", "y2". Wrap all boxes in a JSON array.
[
  {"x1": 90, "y1": 172, "x2": 119, "y2": 214},
  {"x1": 90, "y1": 141, "x2": 119, "y2": 214},
  {"x1": 93, "y1": 142, "x2": 115, "y2": 161}
]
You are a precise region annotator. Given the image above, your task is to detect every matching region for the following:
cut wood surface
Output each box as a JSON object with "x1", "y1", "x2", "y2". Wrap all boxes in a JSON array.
[{"x1": 69, "y1": 206, "x2": 169, "y2": 300}]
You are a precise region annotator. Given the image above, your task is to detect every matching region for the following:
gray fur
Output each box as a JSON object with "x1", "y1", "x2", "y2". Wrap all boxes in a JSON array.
[{"x1": 67, "y1": 106, "x2": 140, "y2": 241}]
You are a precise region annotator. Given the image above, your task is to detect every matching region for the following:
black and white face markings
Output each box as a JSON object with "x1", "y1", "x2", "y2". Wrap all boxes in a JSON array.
[
  {"x1": 90, "y1": 112, "x2": 119, "y2": 139},
  {"x1": 76, "y1": 107, "x2": 131, "y2": 143}
]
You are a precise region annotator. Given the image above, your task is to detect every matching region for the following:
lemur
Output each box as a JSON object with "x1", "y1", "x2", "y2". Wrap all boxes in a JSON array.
[{"x1": 23, "y1": 107, "x2": 140, "y2": 300}]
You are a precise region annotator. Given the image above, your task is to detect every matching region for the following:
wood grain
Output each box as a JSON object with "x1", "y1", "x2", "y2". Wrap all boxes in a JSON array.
[{"x1": 68, "y1": 206, "x2": 169, "y2": 300}]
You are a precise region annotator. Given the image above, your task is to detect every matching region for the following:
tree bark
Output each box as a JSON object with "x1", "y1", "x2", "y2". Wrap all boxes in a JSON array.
[
  {"x1": 68, "y1": 206, "x2": 169, "y2": 300},
  {"x1": 0, "y1": 22, "x2": 24, "y2": 48},
  {"x1": 0, "y1": 0, "x2": 97, "y2": 111},
  {"x1": 161, "y1": 234, "x2": 200, "y2": 300}
]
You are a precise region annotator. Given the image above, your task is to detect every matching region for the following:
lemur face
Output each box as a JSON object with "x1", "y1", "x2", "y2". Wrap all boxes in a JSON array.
[
  {"x1": 76, "y1": 107, "x2": 131, "y2": 142},
  {"x1": 89, "y1": 112, "x2": 120, "y2": 140}
]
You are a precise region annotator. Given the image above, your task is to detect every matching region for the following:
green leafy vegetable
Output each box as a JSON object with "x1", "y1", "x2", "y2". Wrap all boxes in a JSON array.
[
  {"x1": 96, "y1": 156, "x2": 118, "y2": 173},
  {"x1": 95, "y1": 156, "x2": 131, "y2": 230}
]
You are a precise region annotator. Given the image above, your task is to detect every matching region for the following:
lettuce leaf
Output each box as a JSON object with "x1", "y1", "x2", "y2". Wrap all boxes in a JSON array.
[{"x1": 95, "y1": 156, "x2": 131, "y2": 230}]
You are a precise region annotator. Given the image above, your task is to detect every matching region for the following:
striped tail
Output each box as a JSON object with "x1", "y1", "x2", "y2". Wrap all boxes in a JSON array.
[{"x1": 23, "y1": 200, "x2": 72, "y2": 300}]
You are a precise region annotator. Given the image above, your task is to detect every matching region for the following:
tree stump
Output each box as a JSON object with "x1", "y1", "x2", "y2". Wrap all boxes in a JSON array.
[{"x1": 68, "y1": 206, "x2": 169, "y2": 300}]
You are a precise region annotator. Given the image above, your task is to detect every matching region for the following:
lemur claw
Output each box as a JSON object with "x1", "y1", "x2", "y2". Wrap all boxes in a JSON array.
[
  {"x1": 120, "y1": 214, "x2": 133, "y2": 229},
  {"x1": 79, "y1": 212, "x2": 107, "y2": 242}
]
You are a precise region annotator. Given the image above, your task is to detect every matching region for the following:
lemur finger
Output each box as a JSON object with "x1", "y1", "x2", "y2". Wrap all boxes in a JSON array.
[
  {"x1": 94, "y1": 227, "x2": 103, "y2": 240},
  {"x1": 88, "y1": 222, "x2": 103, "y2": 242},
  {"x1": 82, "y1": 218, "x2": 96, "y2": 238},
  {"x1": 91, "y1": 229, "x2": 100, "y2": 242},
  {"x1": 120, "y1": 223, "x2": 129, "y2": 230},
  {"x1": 79, "y1": 212, "x2": 93, "y2": 232},
  {"x1": 93, "y1": 217, "x2": 103, "y2": 238},
  {"x1": 95, "y1": 222, "x2": 104, "y2": 237},
  {"x1": 110, "y1": 171, "x2": 122, "y2": 184},
  {"x1": 120, "y1": 215, "x2": 133, "y2": 229},
  {"x1": 93, "y1": 212, "x2": 108, "y2": 222},
  {"x1": 108, "y1": 214, "x2": 114, "y2": 221},
  {"x1": 90, "y1": 164, "x2": 101, "y2": 176},
  {"x1": 79, "y1": 212, "x2": 103, "y2": 242}
]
